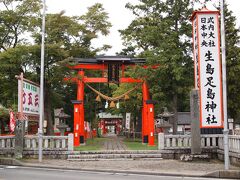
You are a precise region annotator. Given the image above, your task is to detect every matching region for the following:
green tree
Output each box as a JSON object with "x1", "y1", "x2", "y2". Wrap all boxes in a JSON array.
[
  {"x1": 0, "y1": 105, "x2": 9, "y2": 134},
  {"x1": 224, "y1": 4, "x2": 240, "y2": 123},
  {"x1": 0, "y1": 0, "x2": 42, "y2": 107},
  {"x1": 120, "y1": 0, "x2": 194, "y2": 134},
  {"x1": 0, "y1": 2, "x2": 112, "y2": 134},
  {"x1": 0, "y1": 0, "x2": 41, "y2": 51},
  {"x1": 30, "y1": 4, "x2": 111, "y2": 134}
]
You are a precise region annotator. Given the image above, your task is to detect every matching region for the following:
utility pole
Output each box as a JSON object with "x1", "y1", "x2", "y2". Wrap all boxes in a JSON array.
[
  {"x1": 39, "y1": 0, "x2": 46, "y2": 163},
  {"x1": 220, "y1": 0, "x2": 229, "y2": 170}
]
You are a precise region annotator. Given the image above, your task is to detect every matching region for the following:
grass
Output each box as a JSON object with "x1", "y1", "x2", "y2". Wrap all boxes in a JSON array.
[
  {"x1": 74, "y1": 137, "x2": 106, "y2": 151},
  {"x1": 74, "y1": 136, "x2": 158, "y2": 151},
  {"x1": 123, "y1": 138, "x2": 158, "y2": 150}
]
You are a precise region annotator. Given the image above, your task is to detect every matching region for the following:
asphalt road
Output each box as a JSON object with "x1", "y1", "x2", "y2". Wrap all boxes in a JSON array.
[{"x1": 0, "y1": 166, "x2": 234, "y2": 180}]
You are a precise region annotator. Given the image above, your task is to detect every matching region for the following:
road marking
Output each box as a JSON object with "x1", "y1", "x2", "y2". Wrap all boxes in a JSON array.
[{"x1": 5, "y1": 166, "x2": 18, "y2": 169}]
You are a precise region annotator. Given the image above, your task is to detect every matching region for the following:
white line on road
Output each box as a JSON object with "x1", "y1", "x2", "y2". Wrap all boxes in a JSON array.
[{"x1": 5, "y1": 166, "x2": 18, "y2": 169}]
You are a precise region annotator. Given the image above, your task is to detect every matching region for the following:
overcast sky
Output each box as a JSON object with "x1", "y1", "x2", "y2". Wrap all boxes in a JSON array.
[{"x1": 46, "y1": 0, "x2": 240, "y2": 55}]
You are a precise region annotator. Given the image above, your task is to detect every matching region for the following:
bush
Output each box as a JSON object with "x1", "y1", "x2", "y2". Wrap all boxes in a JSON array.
[{"x1": 0, "y1": 106, "x2": 9, "y2": 122}]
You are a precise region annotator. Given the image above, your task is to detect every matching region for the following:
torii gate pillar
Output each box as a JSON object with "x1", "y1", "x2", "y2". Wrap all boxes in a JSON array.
[
  {"x1": 77, "y1": 70, "x2": 85, "y2": 144},
  {"x1": 72, "y1": 100, "x2": 81, "y2": 146},
  {"x1": 142, "y1": 82, "x2": 148, "y2": 143},
  {"x1": 72, "y1": 70, "x2": 85, "y2": 146},
  {"x1": 146, "y1": 101, "x2": 155, "y2": 146}
]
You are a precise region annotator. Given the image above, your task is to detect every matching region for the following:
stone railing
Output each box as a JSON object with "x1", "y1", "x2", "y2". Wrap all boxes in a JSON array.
[
  {"x1": 218, "y1": 135, "x2": 240, "y2": 154},
  {"x1": 158, "y1": 133, "x2": 240, "y2": 154},
  {"x1": 158, "y1": 134, "x2": 192, "y2": 149},
  {"x1": 0, "y1": 134, "x2": 74, "y2": 152},
  {"x1": 24, "y1": 133, "x2": 74, "y2": 151},
  {"x1": 0, "y1": 135, "x2": 15, "y2": 150}
]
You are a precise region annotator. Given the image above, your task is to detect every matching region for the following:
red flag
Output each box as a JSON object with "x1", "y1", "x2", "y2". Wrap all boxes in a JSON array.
[{"x1": 9, "y1": 111, "x2": 16, "y2": 132}]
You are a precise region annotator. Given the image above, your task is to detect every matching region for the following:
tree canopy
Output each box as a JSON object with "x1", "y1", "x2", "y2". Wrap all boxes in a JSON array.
[{"x1": 0, "y1": 1, "x2": 112, "y2": 134}]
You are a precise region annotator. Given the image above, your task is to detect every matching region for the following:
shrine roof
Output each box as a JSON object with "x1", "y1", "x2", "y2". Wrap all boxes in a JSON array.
[
  {"x1": 70, "y1": 56, "x2": 146, "y2": 65},
  {"x1": 54, "y1": 108, "x2": 70, "y2": 119}
]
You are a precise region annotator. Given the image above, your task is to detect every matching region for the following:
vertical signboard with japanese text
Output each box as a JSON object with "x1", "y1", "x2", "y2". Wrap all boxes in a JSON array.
[
  {"x1": 125, "y1": 113, "x2": 131, "y2": 130},
  {"x1": 18, "y1": 80, "x2": 40, "y2": 115},
  {"x1": 191, "y1": 8, "x2": 223, "y2": 128}
]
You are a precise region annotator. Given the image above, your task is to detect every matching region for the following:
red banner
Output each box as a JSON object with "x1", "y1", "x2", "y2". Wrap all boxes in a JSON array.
[{"x1": 9, "y1": 111, "x2": 16, "y2": 132}]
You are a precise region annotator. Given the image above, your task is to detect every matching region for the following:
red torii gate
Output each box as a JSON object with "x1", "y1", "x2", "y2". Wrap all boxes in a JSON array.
[{"x1": 65, "y1": 56, "x2": 156, "y2": 147}]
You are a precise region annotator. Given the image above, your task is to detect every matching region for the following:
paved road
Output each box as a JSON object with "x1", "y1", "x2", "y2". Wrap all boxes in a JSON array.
[
  {"x1": 0, "y1": 166, "x2": 234, "y2": 180},
  {"x1": 102, "y1": 134, "x2": 127, "y2": 150}
]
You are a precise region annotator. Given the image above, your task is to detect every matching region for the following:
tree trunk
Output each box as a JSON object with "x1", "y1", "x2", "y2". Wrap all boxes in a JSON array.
[
  {"x1": 172, "y1": 94, "x2": 178, "y2": 135},
  {"x1": 44, "y1": 85, "x2": 54, "y2": 135}
]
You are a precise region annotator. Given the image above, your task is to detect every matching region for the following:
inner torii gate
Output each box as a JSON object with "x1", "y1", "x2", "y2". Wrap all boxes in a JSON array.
[{"x1": 66, "y1": 56, "x2": 155, "y2": 147}]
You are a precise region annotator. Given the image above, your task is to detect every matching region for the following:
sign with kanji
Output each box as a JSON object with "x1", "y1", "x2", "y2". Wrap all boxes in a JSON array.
[
  {"x1": 18, "y1": 80, "x2": 40, "y2": 115},
  {"x1": 191, "y1": 8, "x2": 223, "y2": 128},
  {"x1": 125, "y1": 113, "x2": 131, "y2": 130}
]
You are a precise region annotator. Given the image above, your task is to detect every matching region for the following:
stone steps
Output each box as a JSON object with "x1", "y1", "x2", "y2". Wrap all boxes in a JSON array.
[
  {"x1": 68, "y1": 151, "x2": 163, "y2": 161},
  {"x1": 68, "y1": 150, "x2": 162, "y2": 155}
]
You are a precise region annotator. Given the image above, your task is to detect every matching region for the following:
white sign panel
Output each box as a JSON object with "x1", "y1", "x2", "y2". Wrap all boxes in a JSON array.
[
  {"x1": 18, "y1": 80, "x2": 40, "y2": 115},
  {"x1": 194, "y1": 12, "x2": 223, "y2": 128},
  {"x1": 125, "y1": 113, "x2": 131, "y2": 130}
]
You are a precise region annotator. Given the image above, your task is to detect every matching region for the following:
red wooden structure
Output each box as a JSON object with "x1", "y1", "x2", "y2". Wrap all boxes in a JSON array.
[{"x1": 65, "y1": 56, "x2": 156, "y2": 146}]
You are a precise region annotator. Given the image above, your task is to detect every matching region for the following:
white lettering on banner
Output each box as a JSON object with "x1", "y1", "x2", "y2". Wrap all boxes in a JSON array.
[
  {"x1": 125, "y1": 113, "x2": 131, "y2": 130},
  {"x1": 193, "y1": 17, "x2": 199, "y2": 89},
  {"x1": 18, "y1": 80, "x2": 40, "y2": 115},
  {"x1": 197, "y1": 13, "x2": 223, "y2": 128}
]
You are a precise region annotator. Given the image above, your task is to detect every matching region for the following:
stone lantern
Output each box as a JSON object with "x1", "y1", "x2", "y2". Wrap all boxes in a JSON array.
[
  {"x1": 157, "y1": 107, "x2": 174, "y2": 134},
  {"x1": 54, "y1": 108, "x2": 70, "y2": 136}
]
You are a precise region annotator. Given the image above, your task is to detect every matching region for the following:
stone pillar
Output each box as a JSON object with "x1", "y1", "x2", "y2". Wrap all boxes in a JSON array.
[
  {"x1": 68, "y1": 133, "x2": 74, "y2": 151},
  {"x1": 158, "y1": 133, "x2": 164, "y2": 150},
  {"x1": 190, "y1": 89, "x2": 201, "y2": 154},
  {"x1": 14, "y1": 120, "x2": 25, "y2": 159}
]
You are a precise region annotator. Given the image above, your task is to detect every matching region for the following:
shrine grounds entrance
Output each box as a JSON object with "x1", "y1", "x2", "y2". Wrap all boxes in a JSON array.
[
  {"x1": 66, "y1": 56, "x2": 156, "y2": 147},
  {"x1": 98, "y1": 113, "x2": 122, "y2": 135}
]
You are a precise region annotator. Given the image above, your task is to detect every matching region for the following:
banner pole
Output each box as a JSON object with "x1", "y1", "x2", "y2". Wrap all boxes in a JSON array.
[
  {"x1": 39, "y1": 0, "x2": 46, "y2": 163},
  {"x1": 220, "y1": 0, "x2": 229, "y2": 170}
]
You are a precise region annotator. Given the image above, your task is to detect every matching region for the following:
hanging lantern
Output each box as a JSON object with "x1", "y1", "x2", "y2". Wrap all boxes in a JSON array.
[
  {"x1": 110, "y1": 101, "x2": 115, "y2": 108},
  {"x1": 124, "y1": 94, "x2": 130, "y2": 100},
  {"x1": 95, "y1": 95, "x2": 101, "y2": 102}
]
